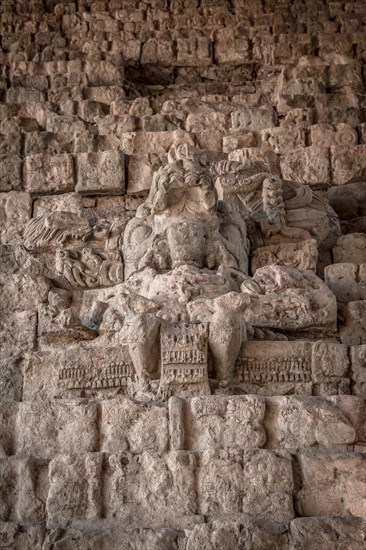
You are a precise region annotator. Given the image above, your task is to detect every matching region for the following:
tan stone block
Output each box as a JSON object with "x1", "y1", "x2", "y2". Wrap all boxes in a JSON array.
[
  {"x1": 260, "y1": 127, "x2": 305, "y2": 153},
  {"x1": 0, "y1": 356, "x2": 22, "y2": 403},
  {"x1": 329, "y1": 395, "x2": 366, "y2": 443},
  {"x1": 0, "y1": 312, "x2": 37, "y2": 355},
  {"x1": 17, "y1": 401, "x2": 98, "y2": 459},
  {"x1": 186, "y1": 112, "x2": 229, "y2": 133},
  {"x1": 0, "y1": 522, "x2": 45, "y2": 550},
  {"x1": 0, "y1": 134, "x2": 21, "y2": 157},
  {"x1": 215, "y1": 30, "x2": 250, "y2": 64},
  {"x1": 104, "y1": 451, "x2": 197, "y2": 528},
  {"x1": 0, "y1": 458, "x2": 47, "y2": 523},
  {"x1": 350, "y1": 345, "x2": 366, "y2": 399},
  {"x1": 24, "y1": 153, "x2": 74, "y2": 194},
  {"x1": 228, "y1": 147, "x2": 280, "y2": 175},
  {"x1": 75, "y1": 151, "x2": 125, "y2": 194},
  {"x1": 6, "y1": 87, "x2": 45, "y2": 103},
  {"x1": 280, "y1": 146, "x2": 330, "y2": 184},
  {"x1": 0, "y1": 403, "x2": 18, "y2": 456},
  {"x1": 331, "y1": 145, "x2": 366, "y2": 185},
  {"x1": 296, "y1": 451, "x2": 366, "y2": 517},
  {"x1": 311, "y1": 341, "x2": 349, "y2": 380},
  {"x1": 47, "y1": 453, "x2": 103, "y2": 526},
  {"x1": 0, "y1": 156, "x2": 22, "y2": 192},
  {"x1": 290, "y1": 517, "x2": 366, "y2": 550},
  {"x1": 265, "y1": 396, "x2": 355, "y2": 449},
  {"x1": 222, "y1": 133, "x2": 257, "y2": 153},
  {"x1": 310, "y1": 123, "x2": 358, "y2": 147},
  {"x1": 0, "y1": 191, "x2": 32, "y2": 245},
  {"x1": 231, "y1": 108, "x2": 276, "y2": 131},
  {"x1": 197, "y1": 449, "x2": 294, "y2": 521},
  {"x1": 0, "y1": 273, "x2": 49, "y2": 315},
  {"x1": 22, "y1": 352, "x2": 61, "y2": 401},
  {"x1": 185, "y1": 396, "x2": 266, "y2": 451},
  {"x1": 280, "y1": 108, "x2": 315, "y2": 128},
  {"x1": 329, "y1": 182, "x2": 366, "y2": 221},
  {"x1": 333, "y1": 233, "x2": 366, "y2": 263},
  {"x1": 100, "y1": 399, "x2": 168, "y2": 453},
  {"x1": 325, "y1": 263, "x2": 366, "y2": 307},
  {"x1": 339, "y1": 301, "x2": 366, "y2": 345}
]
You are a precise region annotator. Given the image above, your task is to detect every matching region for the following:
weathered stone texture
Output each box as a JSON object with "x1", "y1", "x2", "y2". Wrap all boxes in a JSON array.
[{"x1": 1, "y1": 0, "x2": 366, "y2": 545}]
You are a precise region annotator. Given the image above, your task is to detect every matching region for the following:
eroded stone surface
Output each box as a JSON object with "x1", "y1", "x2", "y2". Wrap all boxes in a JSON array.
[{"x1": 1, "y1": 0, "x2": 365, "y2": 545}]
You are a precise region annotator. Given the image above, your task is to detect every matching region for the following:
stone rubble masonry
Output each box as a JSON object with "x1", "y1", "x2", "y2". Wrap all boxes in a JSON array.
[{"x1": 1, "y1": 0, "x2": 366, "y2": 547}]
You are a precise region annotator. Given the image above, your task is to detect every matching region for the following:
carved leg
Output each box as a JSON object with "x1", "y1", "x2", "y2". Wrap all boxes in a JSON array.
[
  {"x1": 125, "y1": 313, "x2": 160, "y2": 394},
  {"x1": 208, "y1": 309, "x2": 244, "y2": 389}
]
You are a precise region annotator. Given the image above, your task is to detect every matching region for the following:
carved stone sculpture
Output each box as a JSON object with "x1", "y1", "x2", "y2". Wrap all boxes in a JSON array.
[{"x1": 96, "y1": 143, "x2": 338, "y2": 398}]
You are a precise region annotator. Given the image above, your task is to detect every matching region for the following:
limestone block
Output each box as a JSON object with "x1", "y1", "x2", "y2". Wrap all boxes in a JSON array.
[
  {"x1": 310, "y1": 123, "x2": 358, "y2": 147},
  {"x1": 0, "y1": 356, "x2": 22, "y2": 403},
  {"x1": 17, "y1": 401, "x2": 98, "y2": 459},
  {"x1": 325, "y1": 263, "x2": 366, "y2": 309},
  {"x1": 104, "y1": 451, "x2": 197, "y2": 528},
  {"x1": 260, "y1": 127, "x2": 305, "y2": 153},
  {"x1": 295, "y1": 451, "x2": 366, "y2": 517},
  {"x1": 0, "y1": 156, "x2": 22, "y2": 192},
  {"x1": 328, "y1": 181, "x2": 366, "y2": 220},
  {"x1": 228, "y1": 147, "x2": 280, "y2": 175},
  {"x1": 23, "y1": 132, "x2": 74, "y2": 155},
  {"x1": 289, "y1": 517, "x2": 366, "y2": 550},
  {"x1": 231, "y1": 108, "x2": 276, "y2": 131},
  {"x1": 280, "y1": 146, "x2": 330, "y2": 184},
  {"x1": 329, "y1": 395, "x2": 366, "y2": 443},
  {"x1": 332, "y1": 233, "x2": 366, "y2": 263},
  {"x1": 281, "y1": 108, "x2": 315, "y2": 128},
  {"x1": 100, "y1": 399, "x2": 168, "y2": 453},
  {"x1": 265, "y1": 396, "x2": 355, "y2": 449},
  {"x1": 197, "y1": 449, "x2": 293, "y2": 521},
  {"x1": 24, "y1": 154, "x2": 74, "y2": 194},
  {"x1": 0, "y1": 403, "x2": 18, "y2": 456},
  {"x1": 185, "y1": 519, "x2": 290, "y2": 550},
  {"x1": 251, "y1": 240, "x2": 318, "y2": 273},
  {"x1": 215, "y1": 29, "x2": 249, "y2": 63},
  {"x1": 0, "y1": 522, "x2": 45, "y2": 550},
  {"x1": 0, "y1": 134, "x2": 21, "y2": 156},
  {"x1": 78, "y1": 100, "x2": 109, "y2": 122},
  {"x1": 311, "y1": 341, "x2": 349, "y2": 381},
  {"x1": 96, "y1": 114, "x2": 138, "y2": 135},
  {"x1": 115, "y1": 130, "x2": 193, "y2": 156},
  {"x1": 186, "y1": 112, "x2": 228, "y2": 133},
  {"x1": 235, "y1": 341, "x2": 313, "y2": 396},
  {"x1": 47, "y1": 454, "x2": 103, "y2": 527},
  {"x1": 126, "y1": 154, "x2": 165, "y2": 194},
  {"x1": 330, "y1": 145, "x2": 366, "y2": 185},
  {"x1": 350, "y1": 345, "x2": 366, "y2": 399},
  {"x1": 242, "y1": 450, "x2": 294, "y2": 521},
  {"x1": 185, "y1": 396, "x2": 266, "y2": 451},
  {"x1": 0, "y1": 458, "x2": 47, "y2": 523},
  {"x1": 0, "y1": 191, "x2": 32, "y2": 245},
  {"x1": 6, "y1": 87, "x2": 45, "y2": 103},
  {"x1": 0, "y1": 312, "x2": 37, "y2": 355},
  {"x1": 339, "y1": 301, "x2": 366, "y2": 345},
  {"x1": 0, "y1": 274, "x2": 49, "y2": 315},
  {"x1": 176, "y1": 35, "x2": 211, "y2": 65},
  {"x1": 222, "y1": 133, "x2": 257, "y2": 153},
  {"x1": 43, "y1": 526, "x2": 181, "y2": 550},
  {"x1": 84, "y1": 61, "x2": 123, "y2": 87},
  {"x1": 75, "y1": 151, "x2": 125, "y2": 194},
  {"x1": 141, "y1": 114, "x2": 179, "y2": 132},
  {"x1": 22, "y1": 352, "x2": 61, "y2": 401},
  {"x1": 141, "y1": 38, "x2": 175, "y2": 66}
]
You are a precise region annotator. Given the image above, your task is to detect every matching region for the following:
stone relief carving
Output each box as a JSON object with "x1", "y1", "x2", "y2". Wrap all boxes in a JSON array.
[{"x1": 23, "y1": 142, "x2": 340, "y2": 399}]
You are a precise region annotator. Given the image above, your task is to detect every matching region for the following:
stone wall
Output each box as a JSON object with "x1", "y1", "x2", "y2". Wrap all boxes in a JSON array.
[{"x1": 1, "y1": 1, "x2": 366, "y2": 548}]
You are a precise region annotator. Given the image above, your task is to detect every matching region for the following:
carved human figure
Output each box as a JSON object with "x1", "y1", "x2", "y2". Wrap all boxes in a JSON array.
[{"x1": 106, "y1": 143, "x2": 338, "y2": 397}]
